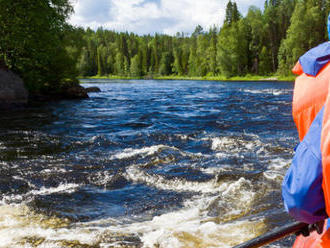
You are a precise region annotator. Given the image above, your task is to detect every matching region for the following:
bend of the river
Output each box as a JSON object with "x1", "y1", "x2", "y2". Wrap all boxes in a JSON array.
[{"x1": 0, "y1": 79, "x2": 297, "y2": 247}]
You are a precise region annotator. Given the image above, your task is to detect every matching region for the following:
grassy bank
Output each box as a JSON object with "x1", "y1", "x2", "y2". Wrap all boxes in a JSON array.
[
  {"x1": 80, "y1": 74, "x2": 296, "y2": 82},
  {"x1": 82, "y1": 75, "x2": 138, "y2": 80},
  {"x1": 154, "y1": 75, "x2": 296, "y2": 82}
]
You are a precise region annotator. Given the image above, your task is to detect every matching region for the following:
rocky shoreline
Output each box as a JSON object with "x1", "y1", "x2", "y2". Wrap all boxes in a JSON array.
[{"x1": 0, "y1": 69, "x2": 100, "y2": 109}]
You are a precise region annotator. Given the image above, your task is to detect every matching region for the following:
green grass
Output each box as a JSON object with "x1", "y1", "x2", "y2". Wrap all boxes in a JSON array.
[
  {"x1": 80, "y1": 74, "x2": 296, "y2": 82},
  {"x1": 154, "y1": 74, "x2": 296, "y2": 82},
  {"x1": 81, "y1": 75, "x2": 139, "y2": 80}
]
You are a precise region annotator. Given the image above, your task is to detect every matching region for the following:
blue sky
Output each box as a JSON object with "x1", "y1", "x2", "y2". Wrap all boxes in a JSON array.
[{"x1": 69, "y1": 0, "x2": 265, "y2": 35}]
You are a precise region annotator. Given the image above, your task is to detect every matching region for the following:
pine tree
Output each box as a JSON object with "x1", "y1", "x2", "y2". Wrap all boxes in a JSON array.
[
  {"x1": 97, "y1": 46, "x2": 104, "y2": 76},
  {"x1": 225, "y1": 1, "x2": 234, "y2": 25},
  {"x1": 217, "y1": 19, "x2": 249, "y2": 77},
  {"x1": 130, "y1": 54, "x2": 142, "y2": 77},
  {"x1": 207, "y1": 26, "x2": 218, "y2": 76},
  {"x1": 115, "y1": 52, "x2": 125, "y2": 76},
  {"x1": 188, "y1": 37, "x2": 198, "y2": 76},
  {"x1": 173, "y1": 48, "x2": 183, "y2": 75},
  {"x1": 192, "y1": 25, "x2": 204, "y2": 37},
  {"x1": 77, "y1": 48, "x2": 89, "y2": 76},
  {"x1": 246, "y1": 6, "x2": 265, "y2": 74},
  {"x1": 224, "y1": 1, "x2": 241, "y2": 25}
]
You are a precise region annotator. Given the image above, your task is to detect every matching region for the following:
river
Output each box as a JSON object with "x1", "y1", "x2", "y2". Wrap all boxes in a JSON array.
[{"x1": 0, "y1": 79, "x2": 297, "y2": 247}]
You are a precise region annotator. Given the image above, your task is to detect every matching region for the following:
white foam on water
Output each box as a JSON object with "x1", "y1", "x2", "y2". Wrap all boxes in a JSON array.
[
  {"x1": 110, "y1": 145, "x2": 169, "y2": 160},
  {"x1": 39, "y1": 167, "x2": 67, "y2": 174},
  {"x1": 267, "y1": 158, "x2": 290, "y2": 170},
  {"x1": 215, "y1": 151, "x2": 230, "y2": 159},
  {"x1": 110, "y1": 144, "x2": 207, "y2": 162},
  {"x1": 241, "y1": 89, "x2": 288, "y2": 96},
  {"x1": 97, "y1": 178, "x2": 262, "y2": 248},
  {"x1": 0, "y1": 176, "x2": 265, "y2": 248},
  {"x1": 173, "y1": 134, "x2": 190, "y2": 140},
  {"x1": 88, "y1": 170, "x2": 114, "y2": 188},
  {"x1": 200, "y1": 166, "x2": 227, "y2": 175},
  {"x1": 211, "y1": 137, "x2": 233, "y2": 151},
  {"x1": 245, "y1": 142, "x2": 254, "y2": 150},
  {"x1": 222, "y1": 178, "x2": 253, "y2": 198},
  {"x1": 124, "y1": 165, "x2": 224, "y2": 193},
  {"x1": 0, "y1": 183, "x2": 80, "y2": 205},
  {"x1": 263, "y1": 157, "x2": 291, "y2": 182},
  {"x1": 29, "y1": 183, "x2": 80, "y2": 196},
  {"x1": 138, "y1": 219, "x2": 266, "y2": 248},
  {"x1": 263, "y1": 171, "x2": 283, "y2": 181},
  {"x1": 0, "y1": 204, "x2": 98, "y2": 248},
  {"x1": 210, "y1": 136, "x2": 264, "y2": 153}
]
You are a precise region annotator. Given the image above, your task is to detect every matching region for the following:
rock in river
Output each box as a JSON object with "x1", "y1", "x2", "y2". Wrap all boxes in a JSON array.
[
  {"x1": 63, "y1": 84, "x2": 89, "y2": 99},
  {"x1": 85, "y1": 86, "x2": 101, "y2": 93}
]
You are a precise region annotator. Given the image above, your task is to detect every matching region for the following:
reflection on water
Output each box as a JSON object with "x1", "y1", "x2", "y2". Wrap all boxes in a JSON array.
[{"x1": 0, "y1": 79, "x2": 296, "y2": 247}]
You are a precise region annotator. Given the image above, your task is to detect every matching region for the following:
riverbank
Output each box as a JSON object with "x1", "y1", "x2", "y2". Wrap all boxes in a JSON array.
[{"x1": 81, "y1": 74, "x2": 296, "y2": 82}]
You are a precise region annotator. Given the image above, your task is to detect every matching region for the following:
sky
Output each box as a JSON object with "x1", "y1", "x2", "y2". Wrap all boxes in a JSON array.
[{"x1": 69, "y1": 0, "x2": 265, "y2": 35}]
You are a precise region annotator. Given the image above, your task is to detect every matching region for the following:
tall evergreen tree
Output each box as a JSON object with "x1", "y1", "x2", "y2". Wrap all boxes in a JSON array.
[
  {"x1": 130, "y1": 54, "x2": 142, "y2": 77},
  {"x1": 192, "y1": 25, "x2": 204, "y2": 37},
  {"x1": 225, "y1": 1, "x2": 241, "y2": 25},
  {"x1": 159, "y1": 52, "x2": 173, "y2": 75},
  {"x1": 207, "y1": 26, "x2": 218, "y2": 76},
  {"x1": 188, "y1": 37, "x2": 199, "y2": 76},
  {"x1": 246, "y1": 6, "x2": 265, "y2": 74}
]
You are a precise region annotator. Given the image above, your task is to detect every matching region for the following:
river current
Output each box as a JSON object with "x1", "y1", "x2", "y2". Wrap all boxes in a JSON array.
[{"x1": 0, "y1": 79, "x2": 297, "y2": 247}]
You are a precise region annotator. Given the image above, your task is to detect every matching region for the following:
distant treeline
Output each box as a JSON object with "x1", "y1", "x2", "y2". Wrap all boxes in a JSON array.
[{"x1": 66, "y1": 0, "x2": 330, "y2": 78}]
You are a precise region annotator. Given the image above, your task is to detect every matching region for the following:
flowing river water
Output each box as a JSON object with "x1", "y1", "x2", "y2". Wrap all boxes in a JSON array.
[{"x1": 0, "y1": 79, "x2": 297, "y2": 247}]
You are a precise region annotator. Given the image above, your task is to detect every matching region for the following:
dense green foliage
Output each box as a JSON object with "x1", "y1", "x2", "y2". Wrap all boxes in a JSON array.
[
  {"x1": 67, "y1": 0, "x2": 330, "y2": 78},
  {"x1": 0, "y1": 0, "x2": 78, "y2": 92}
]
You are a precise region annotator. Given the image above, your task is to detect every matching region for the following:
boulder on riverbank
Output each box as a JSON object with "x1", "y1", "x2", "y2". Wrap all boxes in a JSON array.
[{"x1": 0, "y1": 68, "x2": 28, "y2": 108}]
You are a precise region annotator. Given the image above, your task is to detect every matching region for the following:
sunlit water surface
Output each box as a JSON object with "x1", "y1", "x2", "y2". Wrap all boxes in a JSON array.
[{"x1": 0, "y1": 79, "x2": 297, "y2": 247}]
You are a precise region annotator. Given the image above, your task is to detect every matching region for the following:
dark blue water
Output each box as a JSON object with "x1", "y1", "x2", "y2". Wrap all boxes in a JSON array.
[{"x1": 0, "y1": 80, "x2": 297, "y2": 247}]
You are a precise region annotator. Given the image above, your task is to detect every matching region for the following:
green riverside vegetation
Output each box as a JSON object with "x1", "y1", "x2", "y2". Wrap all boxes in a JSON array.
[
  {"x1": 0, "y1": 0, "x2": 79, "y2": 94},
  {"x1": 0, "y1": 0, "x2": 329, "y2": 95}
]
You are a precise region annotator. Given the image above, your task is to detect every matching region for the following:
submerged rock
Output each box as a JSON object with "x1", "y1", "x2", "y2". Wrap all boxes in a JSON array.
[
  {"x1": 0, "y1": 68, "x2": 28, "y2": 108},
  {"x1": 85, "y1": 86, "x2": 101, "y2": 93}
]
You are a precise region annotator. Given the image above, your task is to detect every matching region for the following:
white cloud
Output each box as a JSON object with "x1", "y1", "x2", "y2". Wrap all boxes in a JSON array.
[{"x1": 69, "y1": 0, "x2": 265, "y2": 35}]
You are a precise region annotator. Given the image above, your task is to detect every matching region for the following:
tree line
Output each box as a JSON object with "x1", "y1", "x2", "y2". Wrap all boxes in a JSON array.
[
  {"x1": 67, "y1": 0, "x2": 330, "y2": 78},
  {"x1": 1, "y1": 0, "x2": 329, "y2": 95}
]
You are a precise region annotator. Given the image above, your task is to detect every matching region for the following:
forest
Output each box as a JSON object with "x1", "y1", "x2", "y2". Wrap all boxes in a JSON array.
[
  {"x1": 0, "y1": 0, "x2": 329, "y2": 94},
  {"x1": 67, "y1": 0, "x2": 330, "y2": 79}
]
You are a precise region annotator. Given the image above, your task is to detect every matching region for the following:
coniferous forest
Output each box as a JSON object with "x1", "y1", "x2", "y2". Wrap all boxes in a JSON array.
[
  {"x1": 1, "y1": 0, "x2": 330, "y2": 94},
  {"x1": 67, "y1": 0, "x2": 330, "y2": 79}
]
